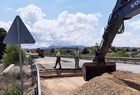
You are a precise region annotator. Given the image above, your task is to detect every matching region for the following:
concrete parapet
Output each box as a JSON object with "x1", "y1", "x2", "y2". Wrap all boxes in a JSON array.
[{"x1": 2, "y1": 64, "x2": 15, "y2": 74}]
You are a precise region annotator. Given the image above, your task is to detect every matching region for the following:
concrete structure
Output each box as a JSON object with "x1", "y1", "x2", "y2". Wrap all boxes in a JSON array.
[{"x1": 35, "y1": 57, "x2": 140, "y2": 74}]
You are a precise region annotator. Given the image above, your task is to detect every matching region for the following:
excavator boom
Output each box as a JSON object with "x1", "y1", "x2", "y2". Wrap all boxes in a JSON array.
[{"x1": 82, "y1": 0, "x2": 140, "y2": 81}]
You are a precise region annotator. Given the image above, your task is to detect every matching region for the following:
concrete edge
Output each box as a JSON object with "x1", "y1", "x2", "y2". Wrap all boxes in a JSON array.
[{"x1": 1, "y1": 64, "x2": 15, "y2": 74}]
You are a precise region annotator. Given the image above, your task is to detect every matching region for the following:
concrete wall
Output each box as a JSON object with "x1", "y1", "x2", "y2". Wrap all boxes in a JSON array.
[{"x1": 1, "y1": 64, "x2": 14, "y2": 74}]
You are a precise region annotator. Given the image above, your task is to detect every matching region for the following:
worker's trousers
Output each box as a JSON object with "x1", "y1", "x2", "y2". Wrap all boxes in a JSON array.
[
  {"x1": 75, "y1": 57, "x2": 79, "y2": 68},
  {"x1": 54, "y1": 57, "x2": 61, "y2": 68}
]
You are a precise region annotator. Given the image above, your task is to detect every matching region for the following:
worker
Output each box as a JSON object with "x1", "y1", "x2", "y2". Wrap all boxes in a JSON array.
[
  {"x1": 74, "y1": 48, "x2": 80, "y2": 68},
  {"x1": 54, "y1": 50, "x2": 61, "y2": 69}
]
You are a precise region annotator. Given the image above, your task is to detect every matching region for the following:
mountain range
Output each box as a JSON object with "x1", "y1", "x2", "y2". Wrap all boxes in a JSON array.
[{"x1": 24, "y1": 45, "x2": 87, "y2": 50}]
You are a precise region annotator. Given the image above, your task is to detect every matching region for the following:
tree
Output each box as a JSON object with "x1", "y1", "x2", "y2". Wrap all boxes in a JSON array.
[
  {"x1": 116, "y1": 51, "x2": 129, "y2": 57},
  {"x1": 116, "y1": 47, "x2": 125, "y2": 52},
  {"x1": 66, "y1": 49, "x2": 72, "y2": 54},
  {"x1": 110, "y1": 46, "x2": 116, "y2": 52},
  {"x1": 51, "y1": 48, "x2": 54, "y2": 53},
  {"x1": 125, "y1": 48, "x2": 130, "y2": 52},
  {"x1": 132, "y1": 48, "x2": 137, "y2": 51},
  {"x1": 2, "y1": 44, "x2": 26, "y2": 68},
  {"x1": 82, "y1": 48, "x2": 89, "y2": 54},
  {"x1": 0, "y1": 28, "x2": 7, "y2": 60}
]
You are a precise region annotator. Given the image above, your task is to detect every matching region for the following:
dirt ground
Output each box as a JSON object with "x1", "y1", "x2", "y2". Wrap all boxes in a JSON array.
[
  {"x1": 41, "y1": 71, "x2": 140, "y2": 95},
  {"x1": 41, "y1": 77, "x2": 86, "y2": 95}
]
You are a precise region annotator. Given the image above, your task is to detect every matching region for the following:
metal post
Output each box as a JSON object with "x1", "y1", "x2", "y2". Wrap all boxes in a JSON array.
[{"x1": 17, "y1": 18, "x2": 24, "y2": 95}]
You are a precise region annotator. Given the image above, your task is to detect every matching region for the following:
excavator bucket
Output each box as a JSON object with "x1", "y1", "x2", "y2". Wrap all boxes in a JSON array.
[{"x1": 82, "y1": 62, "x2": 116, "y2": 81}]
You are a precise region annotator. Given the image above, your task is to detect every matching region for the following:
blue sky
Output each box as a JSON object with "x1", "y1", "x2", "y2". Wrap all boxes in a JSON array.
[{"x1": 0, "y1": 0, "x2": 140, "y2": 48}]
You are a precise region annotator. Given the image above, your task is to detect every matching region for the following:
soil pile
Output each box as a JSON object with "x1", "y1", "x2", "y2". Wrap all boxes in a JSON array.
[{"x1": 69, "y1": 71, "x2": 140, "y2": 95}]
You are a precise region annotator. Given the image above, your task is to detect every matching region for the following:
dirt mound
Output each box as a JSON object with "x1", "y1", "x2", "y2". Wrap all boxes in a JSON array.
[{"x1": 69, "y1": 71, "x2": 140, "y2": 95}]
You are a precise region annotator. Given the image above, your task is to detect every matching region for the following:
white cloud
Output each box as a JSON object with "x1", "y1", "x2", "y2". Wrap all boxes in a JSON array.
[
  {"x1": 113, "y1": 32, "x2": 133, "y2": 47},
  {"x1": 126, "y1": 20, "x2": 140, "y2": 29},
  {"x1": 6, "y1": 8, "x2": 13, "y2": 11},
  {"x1": 16, "y1": 5, "x2": 101, "y2": 48},
  {"x1": 0, "y1": 21, "x2": 12, "y2": 31},
  {"x1": 0, "y1": 4, "x2": 108, "y2": 48},
  {"x1": 2, "y1": 4, "x2": 140, "y2": 48},
  {"x1": 100, "y1": 28, "x2": 104, "y2": 34},
  {"x1": 16, "y1": 4, "x2": 46, "y2": 24}
]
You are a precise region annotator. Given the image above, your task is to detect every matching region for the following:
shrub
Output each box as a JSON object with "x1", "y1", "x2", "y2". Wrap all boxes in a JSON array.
[
  {"x1": 82, "y1": 48, "x2": 89, "y2": 54},
  {"x1": 106, "y1": 52, "x2": 117, "y2": 57},
  {"x1": 2, "y1": 44, "x2": 26, "y2": 68},
  {"x1": 2, "y1": 82, "x2": 21, "y2": 95},
  {"x1": 116, "y1": 51, "x2": 129, "y2": 57},
  {"x1": 0, "y1": 28, "x2": 7, "y2": 60}
]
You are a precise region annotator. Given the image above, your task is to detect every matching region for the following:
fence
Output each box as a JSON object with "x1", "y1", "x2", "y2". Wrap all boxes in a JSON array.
[{"x1": 29, "y1": 57, "x2": 41, "y2": 95}]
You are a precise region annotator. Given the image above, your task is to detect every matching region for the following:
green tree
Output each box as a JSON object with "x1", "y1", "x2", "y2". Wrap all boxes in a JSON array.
[
  {"x1": 110, "y1": 46, "x2": 116, "y2": 52},
  {"x1": 116, "y1": 47, "x2": 125, "y2": 52},
  {"x1": 132, "y1": 48, "x2": 137, "y2": 51},
  {"x1": 2, "y1": 44, "x2": 26, "y2": 68},
  {"x1": 51, "y1": 48, "x2": 54, "y2": 53},
  {"x1": 66, "y1": 49, "x2": 72, "y2": 54},
  {"x1": 88, "y1": 43, "x2": 99, "y2": 55},
  {"x1": 82, "y1": 48, "x2": 89, "y2": 54},
  {"x1": 125, "y1": 48, "x2": 130, "y2": 52},
  {"x1": 116, "y1": 51, "x2": 129, "y2": 57},
  {"x1": 0, "y1": 28, "x2": 7, "y2": 60}
]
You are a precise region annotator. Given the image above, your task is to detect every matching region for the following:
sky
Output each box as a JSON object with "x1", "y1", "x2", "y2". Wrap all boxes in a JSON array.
[{"x1": 0, "y1": 0, "x2": 140, "y2": 49}]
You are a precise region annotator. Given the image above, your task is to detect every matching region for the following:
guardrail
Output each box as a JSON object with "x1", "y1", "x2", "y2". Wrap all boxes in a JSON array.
[
  {"x1": 29, "y1": 57, "x2": 41, "y2": 95},
  {"x1": 61, "y1": 55, "x2": 140, "y2": 64}
]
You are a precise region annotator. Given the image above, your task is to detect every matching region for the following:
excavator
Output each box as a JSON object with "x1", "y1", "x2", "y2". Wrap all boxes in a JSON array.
[{"x1": 82, "y1": 0, "x2": 140, "y2": 81}]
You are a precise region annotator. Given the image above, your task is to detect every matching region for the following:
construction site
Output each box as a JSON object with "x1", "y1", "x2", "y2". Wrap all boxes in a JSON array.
[
  {"x1": 34, "y1": 57, "x2": 140, "y2": 95},
  {"x1": 0, "y1": 0, "x2": 140, "y2": 95}
]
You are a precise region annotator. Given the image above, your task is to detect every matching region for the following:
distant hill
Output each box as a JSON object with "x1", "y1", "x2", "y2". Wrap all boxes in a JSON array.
[
  {"x1": 24, "y1": 45, "x2": 87, "y2": 50},
  {"x1": 115, "y1": 46, "x2": 140, "y2": 49},
  {"x1": 24, "y1": 45, "x2": 140, "y2": 50},
  {"x1": 46, "y1": 45, "x2": 87, "y2": 49}
]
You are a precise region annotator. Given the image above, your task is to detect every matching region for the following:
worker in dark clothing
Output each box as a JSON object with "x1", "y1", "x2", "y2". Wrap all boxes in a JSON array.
[{"x1": 54, "y1": 50, "x2": 61, "y2": 69}]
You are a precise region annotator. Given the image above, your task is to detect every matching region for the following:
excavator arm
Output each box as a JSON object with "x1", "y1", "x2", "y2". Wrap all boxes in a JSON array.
[{"x1": 82, "y1": 0, "x2": 140, "y2": 81}]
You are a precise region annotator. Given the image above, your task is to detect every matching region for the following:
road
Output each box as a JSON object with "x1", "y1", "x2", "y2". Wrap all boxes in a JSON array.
[{"x1": 35, "y1": 57, "x2": 140, "y2": 74}]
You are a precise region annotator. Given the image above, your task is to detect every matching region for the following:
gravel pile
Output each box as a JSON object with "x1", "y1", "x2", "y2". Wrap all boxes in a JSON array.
[{"x1": 69, "y1": 71, "x2": 140, "y2": 95}]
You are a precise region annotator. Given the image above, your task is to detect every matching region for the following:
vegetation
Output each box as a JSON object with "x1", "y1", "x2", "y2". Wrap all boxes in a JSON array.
[
  {"x1": 60, "y1": 49, "x2": 73, "y2": 55},
  {"x1": 82, "y1": 48, "x2": 89, "y2": 54},
  {"x1": 0, "y1": 28, "x2": 7, "y2": 60},
  {"x1": 0, "y1": 69, "x2": 30, "y2": 95},
  {"x1": 44, "y1": 43, "x2": 140, "y2": 57},
  {"x1": 1, "y1": 82, "x2": 21, "y2": 95},
  {"x1": 2, "y1": 44, "x2": 26, "y2": 68},
  {"x1": 51, "y1": 48, "x2": 54, "y2": 53},
  {"x1": 80, "y1": 44, "x2": 139, "y2": 57}
]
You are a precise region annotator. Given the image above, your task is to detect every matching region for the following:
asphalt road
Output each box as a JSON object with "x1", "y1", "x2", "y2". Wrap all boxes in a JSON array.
[{"x1": 35, "y1": 57, "x2": 140, "y2": 74}]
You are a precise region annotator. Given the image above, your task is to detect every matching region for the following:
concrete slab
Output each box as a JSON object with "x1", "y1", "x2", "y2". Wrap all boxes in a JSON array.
[
  {"x1": 34, "y1": 57, "x2": 91, "y2": 69},
  {"x1": 34, "y1": 57, "x2": 140, "y2": 74}
]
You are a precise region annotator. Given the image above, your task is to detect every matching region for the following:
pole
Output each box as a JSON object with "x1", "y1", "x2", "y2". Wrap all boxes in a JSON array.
[{"x1": 17, "y1": 18, "x2": 24, "y2": 95}]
